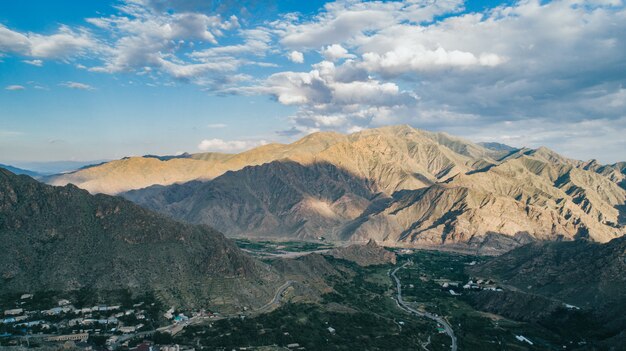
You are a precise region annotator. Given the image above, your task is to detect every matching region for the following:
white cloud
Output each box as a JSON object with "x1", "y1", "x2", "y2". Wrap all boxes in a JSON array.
[
  {"x1": 86, "y1": 3, "x2": 241, "y2": 79},
  {"x1": 0, "y1": 24, "x2": 97, "y2": 59},
  {"x1": 197, "y1": 138, "x2": 267, "y2": 152},
  {"x1": 287, "y1": 50, "x2": 304, "y2": 63},
  {"x1": 60, "y1": 81, "x2": 95, "y2": 90},
  {"x1": 22, "y1": 59, "x2": 43, "y2": 67},
  {"x1": 277, "y1": 0, "x2": 464, "y2": 49},
  {"x1": 190, "y1": 28, "x2": 272, "y2": 58},
  {"x1": 5, "y1": 85, "x2": 25, "y2": 91},
  {"x1": 207, "y1": 123, "x2": 227, "y2": 128},
  {"x1": 360, "y1": 47, "x2": 506, "y2": 74},
  {"x1": 321, "y1": 44, "x2": 354, "y2": 61},
  {"x1": 246, "y1": 0, "x2": 626, "y2": 155}
]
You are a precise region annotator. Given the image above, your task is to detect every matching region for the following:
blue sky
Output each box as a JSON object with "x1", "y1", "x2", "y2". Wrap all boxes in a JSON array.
[{"x1": 1, "y1": 0, "x2": 625, "y2": 165}]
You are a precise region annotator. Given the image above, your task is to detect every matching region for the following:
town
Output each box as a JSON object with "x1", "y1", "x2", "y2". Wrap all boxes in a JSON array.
[{"x1": 0, "y1": 293, "x2": 208, "y2": 350}]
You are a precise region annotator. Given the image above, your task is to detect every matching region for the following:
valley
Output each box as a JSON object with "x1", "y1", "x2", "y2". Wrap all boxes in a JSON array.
[
  {"x1": 5, "y1": 238, "x2": 620, "y2": 350},
  {"x1": 1, "y1": 125, "x2": 625, "y2": 350}
]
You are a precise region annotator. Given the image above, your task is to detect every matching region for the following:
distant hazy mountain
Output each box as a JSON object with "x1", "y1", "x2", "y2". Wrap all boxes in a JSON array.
[
  {"x1": 0, "y1": 168, "x2": 279, "y2": 310},
  {"x1": 11, "y1": 160, "x2": 110, "y2": 175},
  {"x1": 120, "y1": 126, "x2": 625, "y2": 253},
  {"x1": 0, "y1": 163, "x2": 41, "y2": 178}
]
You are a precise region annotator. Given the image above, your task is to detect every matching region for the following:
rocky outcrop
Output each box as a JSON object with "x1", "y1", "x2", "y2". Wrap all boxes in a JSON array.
[{"x1": 327, "y1": 240, "x2": 397, "y2": 266}]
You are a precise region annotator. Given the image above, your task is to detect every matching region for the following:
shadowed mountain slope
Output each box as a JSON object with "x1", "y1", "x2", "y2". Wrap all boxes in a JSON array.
[
  {"x1": 123, "y1": 161, "x2": 380, "y2": 239},
  {"x1": 466, "y1": 237, "x2": 626, "y2": 346},
  {"x1": 0, "y1": 168, "x2": 280, "y2": 310}
]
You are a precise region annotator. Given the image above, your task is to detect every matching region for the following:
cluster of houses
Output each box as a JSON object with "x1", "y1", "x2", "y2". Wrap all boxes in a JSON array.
[
  {"x1": 436, "y1": 278, "x2": 504, "y2": 296},
  {"x1": 462, "y1": 279, "x2": 504, "y2": 292},
  {"x1": 0, "y1": 295, "x2": 155, "y2": 346}
]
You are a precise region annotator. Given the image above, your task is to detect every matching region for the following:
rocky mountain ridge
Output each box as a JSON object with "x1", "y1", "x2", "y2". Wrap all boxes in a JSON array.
[{"x1": 46, "y1": 125, "x2": 625, "y2": 253}]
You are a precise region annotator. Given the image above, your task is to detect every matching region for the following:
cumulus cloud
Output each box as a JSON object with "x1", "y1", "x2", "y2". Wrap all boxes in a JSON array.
[
  {"x1": 242, "y1": 0, "x2": 626, "y2": 159},
  {"x1": 321, "y1": 44, "x2": 354, "y2": 61},
  {"x1": 60, "y1": 81, "x2": 95, "y2": 90},
  {"x1": 0, "y1": 24, "x2": 97, "y2": 59},
  {"x1": 287, "y1": 50, "x2": 304, "y2": 63},
  {"x1": 5, "y1": 85, "x2": 25, "y2": 91},
  {"x1": 1, "y1": 0, "x2": 625, "y2": 161},
  {"x1": 197, "y1": 138, "x2": 267, "y2": 152}
]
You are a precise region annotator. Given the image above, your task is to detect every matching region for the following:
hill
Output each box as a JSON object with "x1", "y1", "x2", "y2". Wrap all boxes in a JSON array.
[
  {"x1": 466, "y1": 236, "x2": 626, "y2": 346},
  {"x1": 0, "y1": 168, "x2": 280, "y2": 310}
]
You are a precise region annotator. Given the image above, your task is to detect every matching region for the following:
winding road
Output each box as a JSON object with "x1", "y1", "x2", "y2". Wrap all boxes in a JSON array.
[
  {"x1": 390, "y1": 262, "x2": 458, "y2": 351},
  {"x1": 257, "y1": 280, "x2": 295, "y2": 313},
  {"x1": 111, "y1": 280, "x2": 295, "y2": 349}
]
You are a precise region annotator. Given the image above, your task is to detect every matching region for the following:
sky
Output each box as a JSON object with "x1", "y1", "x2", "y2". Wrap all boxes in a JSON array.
[{"x1": 0, "y1": 0, "x2": 625, "y2": 165}]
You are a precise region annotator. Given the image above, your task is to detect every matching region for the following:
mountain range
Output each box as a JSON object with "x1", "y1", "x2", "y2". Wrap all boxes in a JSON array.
[
  {"x1": 0, "y1": 168, "x2": 280, "y2": 310},
  {"x1": 45, "y1": 125, "x2": 626, "y2": 254}
]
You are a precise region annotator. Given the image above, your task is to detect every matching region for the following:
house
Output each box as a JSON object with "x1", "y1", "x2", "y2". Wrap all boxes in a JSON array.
[
  {"x1": 45, "y1": 333, "x2": 89, "y2": 343},
  {"x1": 58, "y1": 299, "x2": 71, "y2": 306},
  {"x1": 327, "y1": 326, "x2": 336, "y2": 334},
  {"x1": 78, "y1": 307, "x2": 92, "y2": 314},
  {"x1": 287, "y1": 343, "x2": 300, "y2": 349},
  {"x1": 20, "y1": 294, "x2": 33, "y2": 300},
  {"x1": 449, "y1": 290, "x2": 461, "y2": 296},
  {"x1": 164, "y1": 308, "x2": 175, "y2": 320},
  {"x1": 43, "y1": 307, "x2": 64, "y2": 315},
  {"x1": 15, "y1": 320, "x2": 43, "y2": 328},
  {"x1": 119, "y1": 326, "x2": 137, "y2": 333},
  {"x1": 3, "y1": 309, "x2": 23, "y2": 316}
]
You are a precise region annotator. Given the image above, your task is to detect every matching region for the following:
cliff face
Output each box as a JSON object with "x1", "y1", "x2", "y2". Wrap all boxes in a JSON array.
[{"x1": 0, "y1": 168, "x2": 280, "y2": 310}]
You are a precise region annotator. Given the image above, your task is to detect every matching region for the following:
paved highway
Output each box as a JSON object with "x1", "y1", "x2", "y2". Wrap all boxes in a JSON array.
[{"x1": 390, "y1": 262, "x2": 458, "y2": 351}]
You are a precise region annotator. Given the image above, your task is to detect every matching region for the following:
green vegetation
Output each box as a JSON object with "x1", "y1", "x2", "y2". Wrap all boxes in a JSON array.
[
  {"x1": 144, "y1": 249, "x2": 599, "y2": 350},
  {"x1": 174, "y1": 257, "x2": 448, "y2": 350}
]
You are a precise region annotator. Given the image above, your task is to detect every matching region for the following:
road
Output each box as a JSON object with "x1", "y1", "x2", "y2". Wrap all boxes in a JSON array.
[
  {"x1": 390, "y1": 262, "x2": 458, "y2": 351},
  {"x1": 257, "y1": 280, "x2": 295, "y2": 313},
  {"x1": 110, "y1": 280, "x2": 295, "y2": 349}
]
